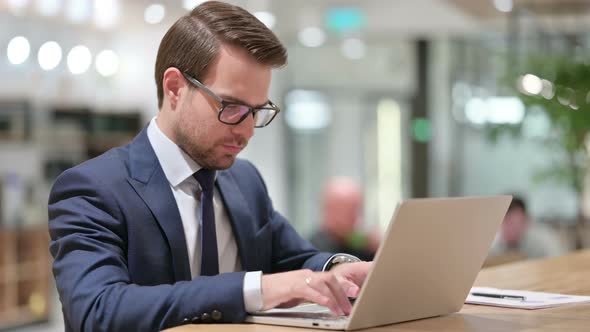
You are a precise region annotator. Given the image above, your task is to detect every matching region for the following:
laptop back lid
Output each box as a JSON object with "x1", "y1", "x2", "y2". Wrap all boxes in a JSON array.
[{"x1": 346, "y1": 195, "x2": 511, "y2": 330}]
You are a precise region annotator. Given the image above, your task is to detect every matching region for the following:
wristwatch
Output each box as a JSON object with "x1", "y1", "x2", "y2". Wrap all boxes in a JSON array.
[{"x1": 324, "y1": 253, "x2": 362, "y2": 271}]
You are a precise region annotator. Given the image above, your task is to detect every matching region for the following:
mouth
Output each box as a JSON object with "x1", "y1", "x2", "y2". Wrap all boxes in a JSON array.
[{"x1": 222, "y1": 144, "x2": 244, "y2": 154}]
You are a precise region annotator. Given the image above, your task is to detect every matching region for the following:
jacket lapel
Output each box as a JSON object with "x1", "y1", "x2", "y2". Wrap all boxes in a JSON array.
[
  {"x1": 126, "y1": 128, "x2": 191, "y2": 281},
  {"x1": 217, "y1": 171, "x2": 257, "y2": 271}
]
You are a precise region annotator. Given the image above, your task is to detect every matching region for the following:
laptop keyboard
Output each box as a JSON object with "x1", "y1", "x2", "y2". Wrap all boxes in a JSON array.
[
  {"x1": 259, "y1": 311, "x2": 348, "y2": 320},
  {"x1": 256, "y1": 304, "x2": 349, "y2": 321},
  {"x1": 291, "y1": 304, "x2": 331, "y2": 313},
  {"x1": 293, "y1": 313, "x2": 349, "y2": 321}
]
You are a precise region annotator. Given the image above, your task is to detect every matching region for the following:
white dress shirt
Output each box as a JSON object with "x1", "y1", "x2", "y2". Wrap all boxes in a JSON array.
[{"x1": 147, "y1": 117, "x2": 262, "y2": 312}]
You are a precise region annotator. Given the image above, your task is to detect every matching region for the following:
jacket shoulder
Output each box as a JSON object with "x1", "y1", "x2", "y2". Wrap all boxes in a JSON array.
[{"x1": 55, "y1": 145, "x2": 131, "y2": 187}]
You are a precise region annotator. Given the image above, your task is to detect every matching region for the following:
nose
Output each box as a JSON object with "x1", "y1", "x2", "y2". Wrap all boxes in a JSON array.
[{"x1": 230, "y1": 113, "x2": 255, "y2": 141}]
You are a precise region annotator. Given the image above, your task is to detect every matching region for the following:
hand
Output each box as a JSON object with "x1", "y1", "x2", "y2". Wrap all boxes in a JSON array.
[
  {"x1": 329, "y1": 261, "x2": 373, "y2": 298},
  {"x1": 260, "y1": 262, "x2": 373, "y2": 316},
  {"x1": 261, "y1": 269, "x2": 354, "y2": 316}
]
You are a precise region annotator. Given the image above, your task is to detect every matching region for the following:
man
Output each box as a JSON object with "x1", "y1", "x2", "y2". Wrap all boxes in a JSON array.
[
  {"x1": 489, "y1": 195, "x2": 568, "y2": 259},
  {"x1": 48, "y1": 1, "x2": 371, "y2": 331},
  {"x1": 311, "y1": 177, "x2": 379, "y2": 261}
]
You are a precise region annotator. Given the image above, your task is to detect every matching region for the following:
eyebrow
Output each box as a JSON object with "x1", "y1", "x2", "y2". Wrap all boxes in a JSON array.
[{"x1": 218, "y1": 94, "x2": 271, "y2": 109}]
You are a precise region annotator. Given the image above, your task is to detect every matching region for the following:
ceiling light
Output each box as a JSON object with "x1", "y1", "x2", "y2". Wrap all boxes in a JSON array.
[
  {"x1": 182, "y1": 0, "x2": 205, "y2": 11},
  {"x1": 65, "y1": 0, "x2": 91, "y2": 23},
  {"x1": 341, "y1": 38, "x2": 366, "y2": 60},
  {"x1": 35, "y1": 0, "x2": 61, "y2": 17},
  {"x1": 67, "y1": 45, "x2": 92, "y2": 74},
  {"x1": 144, "y1": 3, "x2": 165, "y2": 24},
  {"x1": 95, "y1": 50, "x2": 119, "y2": 77},
  {"x1": 298, "y1": 27, "x2": 326, "y2": 48},
  {"x1": 94, "y1": 0, "x2": 120, "y2": 29},
  {"x1": 254, "y1": 11, "x2": 276, "y2": 29},
  {"x1": 38, "y1": 41, "x2": 62, "y2": 71},
  {"x1": 7, "y1": 36, "x2": 31, "y2": 65}
]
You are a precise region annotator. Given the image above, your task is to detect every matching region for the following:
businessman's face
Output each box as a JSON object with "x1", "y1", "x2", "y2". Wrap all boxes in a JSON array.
[{"x1": 175, "y1": 44, "x2": 271, "y2": 170}]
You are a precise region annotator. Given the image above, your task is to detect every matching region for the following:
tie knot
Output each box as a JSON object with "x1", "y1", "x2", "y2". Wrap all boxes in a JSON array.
[{"x1": 194, "y1": 168, "x2": 216, "y2": 192}]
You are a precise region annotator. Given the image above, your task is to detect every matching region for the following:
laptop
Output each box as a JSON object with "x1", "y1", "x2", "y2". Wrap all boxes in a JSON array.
[{"x1": 246, "y1": 195, "x2": 512, "y2": 330}]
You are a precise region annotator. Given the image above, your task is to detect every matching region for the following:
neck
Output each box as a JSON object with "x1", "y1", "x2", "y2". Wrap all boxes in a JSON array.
[{"x1": 155, "y1": 114, "x2": 177, "y2": 145}]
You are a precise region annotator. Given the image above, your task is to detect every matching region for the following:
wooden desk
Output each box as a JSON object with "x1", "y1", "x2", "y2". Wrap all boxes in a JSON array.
[{"x1": 167, "y1": 250, "x2": 590, "y2": 332}]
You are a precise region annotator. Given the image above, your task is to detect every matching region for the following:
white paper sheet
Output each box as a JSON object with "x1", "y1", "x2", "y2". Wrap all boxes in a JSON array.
[{"x1": 466, "y1": 287, "x2": 590, "y2": 309}]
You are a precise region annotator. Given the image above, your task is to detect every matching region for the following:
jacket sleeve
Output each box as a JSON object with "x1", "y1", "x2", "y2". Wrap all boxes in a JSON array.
[{"x1": 49, "y1": 167, "x2": 247, "y2": 332}]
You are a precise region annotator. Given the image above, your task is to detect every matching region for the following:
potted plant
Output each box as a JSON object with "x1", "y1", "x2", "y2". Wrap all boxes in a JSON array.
[{"x1": 487, "y1": 55, "x2": 590, "y2": 249}]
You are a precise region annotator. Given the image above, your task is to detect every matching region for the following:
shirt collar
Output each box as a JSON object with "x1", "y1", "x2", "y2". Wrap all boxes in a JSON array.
[{"x1": 147, "y1": 117, "x2": 201, "y2": 187}]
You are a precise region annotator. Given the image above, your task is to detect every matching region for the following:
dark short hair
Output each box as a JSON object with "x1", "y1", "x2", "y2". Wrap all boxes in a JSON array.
[
  {"x1": 154, "y1": 0, "x2": 288, "y2": 108},
  {"x1": 508, "y1": 195, "x2": 527, "y2": 213}
]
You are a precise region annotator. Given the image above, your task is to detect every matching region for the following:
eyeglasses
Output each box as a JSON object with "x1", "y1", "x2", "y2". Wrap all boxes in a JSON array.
[{"x1": 182, "y1": 72, "x2": 280, "y2": 128}]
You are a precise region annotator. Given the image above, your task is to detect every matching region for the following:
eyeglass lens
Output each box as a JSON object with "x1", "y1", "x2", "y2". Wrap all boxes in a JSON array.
[{"x1": 220, "y1": 104, "x2": 276, "y2": 127}]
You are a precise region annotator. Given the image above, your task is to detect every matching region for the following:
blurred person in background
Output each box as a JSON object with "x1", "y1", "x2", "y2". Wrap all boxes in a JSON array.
[
  {"x1": 489, "y1": 195, "x2": 569, "y2": 260},
  {"x1": 47, "y1": 1, "x2": 371, "y2": 331},
  {"x1": 310, "y1": 177, "x2": 379, "y2": 261}
]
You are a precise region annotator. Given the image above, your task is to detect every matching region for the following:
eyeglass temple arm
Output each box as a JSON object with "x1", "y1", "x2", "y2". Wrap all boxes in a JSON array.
[{"x1": 181, "y1": 72, "x2": 223, "y2": 103}]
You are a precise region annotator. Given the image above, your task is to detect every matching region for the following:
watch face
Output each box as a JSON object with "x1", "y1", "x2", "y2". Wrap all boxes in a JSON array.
[
  {"x1": 333, "y1": 256, "x2": 348, "y2": 264},
  {"x1": 334, "y1": 254, "x2": 361, "y2": 264},
  {"x1": 326, "y1": 254, "x2": 361, "y2": 271}
]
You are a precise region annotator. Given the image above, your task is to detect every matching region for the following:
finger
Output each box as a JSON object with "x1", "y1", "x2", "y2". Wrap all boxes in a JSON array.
[
  {"x1": 307, "y1": 273, "x2": 350, "y2": 315},
  {"x1": 334, "y1": 273, "x2": 361, "y2": 298},
  {"x1": 277, "y1": 298, "x2": 305, "y2": 308},
  {"x1": 338, "y1": 278, "x2": 360, "y2": 297},
  {"x1": 347, "y1": 285, "x2": 360, "y2": 298},
  {"x1": 301, "y1": 274, "x2": 345, "y2": 315},
  {"x1": 301, "y1": 284, "x2": 342, "y2": 316},
  {"x1": 334, "y1": 262, "x2": 372, "y2": 287},
  {"x1": 323, "y1": 274, "x2": 353, "y2": 315}
]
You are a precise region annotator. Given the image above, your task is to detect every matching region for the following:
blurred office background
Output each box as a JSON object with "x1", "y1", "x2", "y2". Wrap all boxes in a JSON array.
[{"x1": 2, "y1": 0, "x2": 590, "y2": 330}]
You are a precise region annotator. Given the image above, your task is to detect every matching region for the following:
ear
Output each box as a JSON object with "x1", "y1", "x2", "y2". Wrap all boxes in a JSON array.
[{"x1": 162, "y1": 67, "x2": 187, "y2": 110}]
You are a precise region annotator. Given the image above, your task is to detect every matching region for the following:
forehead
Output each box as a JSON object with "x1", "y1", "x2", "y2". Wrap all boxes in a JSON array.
[{"x1": 200, "y1": 44, "x2": 272, "y2": 106}]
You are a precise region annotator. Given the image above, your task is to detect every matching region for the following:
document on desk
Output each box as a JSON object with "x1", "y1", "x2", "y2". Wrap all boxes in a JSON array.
[{"x1": 467, "y1": 287, "x2": 590, "y2": 309}]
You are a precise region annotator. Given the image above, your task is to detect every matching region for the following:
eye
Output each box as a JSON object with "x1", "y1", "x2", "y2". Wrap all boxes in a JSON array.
[{"x1": 220, "y1": 104, "x2": 251, "y2": 123}]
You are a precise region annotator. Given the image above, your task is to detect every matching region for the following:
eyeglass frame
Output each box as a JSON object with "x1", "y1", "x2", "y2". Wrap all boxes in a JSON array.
[{"x1": 181, "y1": 72, "x2": 280, "y2": 128}]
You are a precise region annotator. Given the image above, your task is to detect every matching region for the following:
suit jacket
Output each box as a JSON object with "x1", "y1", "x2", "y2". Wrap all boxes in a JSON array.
[{"x1": 48, "y1": 127, "x2": 332, "y2": 332}]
